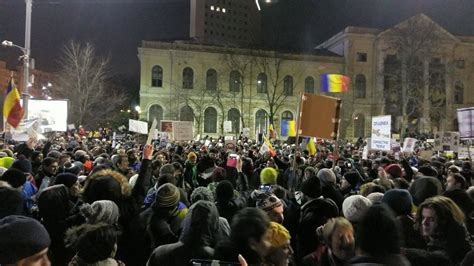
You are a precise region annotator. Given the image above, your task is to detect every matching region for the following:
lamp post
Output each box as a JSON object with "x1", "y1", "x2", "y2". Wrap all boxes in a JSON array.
[{"x1": 1, "y1": 0, "x2": 32, "y2": 117}]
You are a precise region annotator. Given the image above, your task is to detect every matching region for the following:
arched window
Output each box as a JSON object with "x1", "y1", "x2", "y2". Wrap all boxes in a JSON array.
[
  {"x1": 228, "y1": 108, "x2": 240, "y2": 133},
  {"x1": 255, "y1": 109, "x2": 268, "y2": 134},
  {"x1": 148, "y1": 104, "x2": 163, "y2": 124},
  {"x1": 204, "y1": 107, "x2": 217, "y2": 133},
  {"x1": 304, "y1": 76, "x2": 314, "y2": 93},
  {"x1": 354, "y1": 114, "x2": 365, "y2": 138},
  {"x1": 257, "y1": 73, "x2": 267, "y2": 93},
  {"x1": 454, "y1": 81, "x2": 464, "y2": 104},
  {"x1": 151, "y1": 66, "x2": 163, "y2": 87},
  {"x1": 229, "y1": 70, "x2": 240, "y2": 92},
  {"x1": 281, "y1": 110, "x2": 293, "y2": 121},
  {"x1": 182, "y1": 67, "x2": 194, "y2": 89},
  {"x1": 206, "y1": 69, "x2": 217, "y2": 91},
  {"x1": 283, "y1": 75, "x2": 293, "y2": 96},
  {"x1": 180, "y1": 106, "x2": 194, "y2": 122},
  {"x1": 355, "y1": 74, "x2": 366, "y2": 98}
]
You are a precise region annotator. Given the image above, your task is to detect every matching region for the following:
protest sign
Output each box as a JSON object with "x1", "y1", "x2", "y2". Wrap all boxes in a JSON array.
[
  {"x1": 402, "y1": 138, "x2": 417, "y2": 153},
  {"x1": 128, "y1": 119, "x2": 148, "y2": 134},
  {"x1": 299, "y1": 93, "x2": 342, "y2": 140},
  {"x1": 457, "y1": 146, "x2": 474, "y2": 160},
  {"x1": 434, "y1": 131, "x2": 460, "y2": 152},
  {"x1": 370, "y1": 115, "x2": 391, "y2": 151},
  {"x1": 172, "y1": 121, "x2": 194, "y2": 141},
  {"x1": 242, "y1": 128, "x2": 250, "y2": 138},
  {"x1": 11, "y1": 119, "x2": 45, "y2": 141},
  {"x1": 224, "y1": 121, "x2": 232, "y2": 133},
  {"x1": 146, "y1": 119, "x2": 158, "y2": 145},
  {"x1": 457, "y1": 107, "x2": 474, "y2": 140}
]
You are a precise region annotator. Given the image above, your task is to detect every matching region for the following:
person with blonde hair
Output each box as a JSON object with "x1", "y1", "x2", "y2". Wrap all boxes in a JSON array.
[
  {"x1": 266, "y1": 222, "x2": 294, "y2": 266},
  {"x1": 302, "y1": 217, "x2": 355, "y2": 266}
]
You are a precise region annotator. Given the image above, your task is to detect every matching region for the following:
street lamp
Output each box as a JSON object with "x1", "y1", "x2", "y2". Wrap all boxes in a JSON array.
[
  {"x1": 1, "y1": 0, "x2": 32, "y2": 118},
  {"x1": 1, "y1": 40, "x2": 30, "y2": 117}
]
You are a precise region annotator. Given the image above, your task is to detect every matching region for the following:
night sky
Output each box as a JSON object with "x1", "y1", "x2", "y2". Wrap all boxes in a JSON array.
[{"x1": 1, "y1": 0, "x2": 474, "y2": 96}]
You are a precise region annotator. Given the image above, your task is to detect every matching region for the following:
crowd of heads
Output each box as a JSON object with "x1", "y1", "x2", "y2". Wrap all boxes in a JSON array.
[{"x1": 0, "y1": 132, "x2": 472, "y2": 266}]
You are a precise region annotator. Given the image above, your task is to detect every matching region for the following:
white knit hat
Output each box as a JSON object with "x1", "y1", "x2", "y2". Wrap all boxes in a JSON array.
[{"x1": 342, "y1": 195, "x2": 372, "y2": 223}]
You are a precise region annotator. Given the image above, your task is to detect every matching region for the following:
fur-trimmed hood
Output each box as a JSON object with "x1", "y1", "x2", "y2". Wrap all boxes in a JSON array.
[{"x1": 81, "y1": 169, "x2": 130, "y2": 205}]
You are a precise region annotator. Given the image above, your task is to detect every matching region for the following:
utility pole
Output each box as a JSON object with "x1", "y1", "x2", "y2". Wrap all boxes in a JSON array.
[{"x1": 23, "y1": 0, "x2": 32, "y2": 117}]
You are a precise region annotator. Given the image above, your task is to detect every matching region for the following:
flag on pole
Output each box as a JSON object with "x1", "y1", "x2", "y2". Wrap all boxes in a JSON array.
[
  {"x1": 306, "y1": 137, "x2": 316, "y2": 156},
  {"x1": 269, "y1": 124, "x2": 276, "y2": 139},
  {"x1": 320, "y1": 74, "x2": 350, "y2": 93},
  {"x1": 281, "y1": 120, "x2": 296, "y2": 137},
  {"x1": 259, "y1": 135, "x2": 276, "y2": 157},
  {"x1": 3, "y1": 78, "x2": 24, "y2": 128}
]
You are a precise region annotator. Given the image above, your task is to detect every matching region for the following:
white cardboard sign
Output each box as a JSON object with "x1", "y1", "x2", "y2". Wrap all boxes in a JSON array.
[{"x1": 370, "y1": 115, "x2": 391, "y2": 151}]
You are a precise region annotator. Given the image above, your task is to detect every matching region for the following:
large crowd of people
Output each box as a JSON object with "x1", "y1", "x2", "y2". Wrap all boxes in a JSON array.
[{"x1": 0, "y1": 131, "x2": 473, "y2": 266}]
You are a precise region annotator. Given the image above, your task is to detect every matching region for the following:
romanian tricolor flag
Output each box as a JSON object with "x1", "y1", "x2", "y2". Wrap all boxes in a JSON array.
[
  {"x1": 321, "y1": 74, "x2": 350, "y2": 93},
  {"x1": 281, "y1": 120, "x2": 296, "y2": 137},
  {"x1": 3, "y1": 78, "x2": 24, "y2": 128}
]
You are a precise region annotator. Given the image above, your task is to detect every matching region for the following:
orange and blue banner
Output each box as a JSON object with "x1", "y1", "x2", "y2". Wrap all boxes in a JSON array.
[
  {"x1": 321, "y1": 74, "x2": 350, "y2": 93},
  {"x1": 3, "y1": 78, "x2": 24, "y2": 128}
]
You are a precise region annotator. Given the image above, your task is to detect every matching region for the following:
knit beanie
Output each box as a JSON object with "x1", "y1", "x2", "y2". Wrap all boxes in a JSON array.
[
  {"x1": 215, "y1": 180, "x2": 235, "y2": 203},
  {"x1": 64, "y1": 161, "x2": 82, "y2": 176},
  {"x1": 153, "y1": 183, "x2": 180, "y2": 208},
  {"x1": 408, "y1": 176, "x2": 442, "y2": 206},
  {"x1": 211, "y1": 167, "x2": 227, "y2": 182},
  {"x1": 268, "y1": 221, "x2": 291, "y2": 248},
  {"x1": 382, "y1": 189, "x2": 413, "y2": 216},
  {"x1": 0, "y1": 167, "x2": 7, "y2": 177},
  {"x1": 187, "y1": 152, "x2": 197, "y2": 161},
  {"x1": 0, "y1": 187, "x2": 24, "y2": 218},
  {"x1": 384, "y1": 164, "x2": 402, "y2": 178},
  {"x1": 46, "y1": 150, "x2": 61, "y2": 159},
  {"x1": 54, "y1": 173, "x2": 78, "y2": 188},
  {"x1": 160, "y1": 163, "x2": 175, "y2": 176},
  {"x1": 260, "y1": 167, "x2": 278, "y2": 185},
  {"x1": 301, "y1": 175, "x2": 322, "y2": 198},
  {"x1": 343, "y1": 171, "x2": 360, "y2": 188},
  {"x1": 0, "y1": 157, "x2": 14, "y2": 169},
  {"x1": 0, "y1": 215, "x2": 51, "y2": 264},
  {"x1": 190, "y1": 187, "x2": 214, "y2": 204},
  {"x1": 11, "y1": 159, "x2": 33, "y2": 174},
  {"x1": 418, "y1": 166, "x2": 438, "y2": 177},
  {"x1": 317, "y1": 168, "x2": 337, "y2": 185},
  {"x1": 80, "y1": 200, "x2": 120, "y2": 225},
  {"x1": 367, "y1": 192, "x2": 384, "y2": 204},
  {"x1": 1, "y1": 168, "x2": 26, "y2": 188},
  {"x1": 342, "y1": 195, "x2": 372, "y2": 223},
  {"x1": 256, "y1": 192, "x2": 283, "y2": 212}
]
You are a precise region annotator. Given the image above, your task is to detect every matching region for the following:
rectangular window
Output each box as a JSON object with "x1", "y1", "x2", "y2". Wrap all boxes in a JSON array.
[
  {"x1": 356, "y1": 52, "x2": 367, "y2": 62},
  {"x1": 457, "y1": 59, "x2": 465, "y2": 69}
]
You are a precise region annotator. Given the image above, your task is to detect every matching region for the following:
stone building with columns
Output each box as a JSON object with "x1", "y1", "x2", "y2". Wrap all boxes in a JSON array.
[
  {"x1": 138, "y1": 14, "x2": 474, "y2": 139},
  {"x1": 317, "y1": 13, "x2": 474, "y2": 136}
]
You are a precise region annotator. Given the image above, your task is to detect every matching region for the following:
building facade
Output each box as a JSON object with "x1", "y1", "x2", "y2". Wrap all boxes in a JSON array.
[
  {"x1": 139, "y1": 14, "x2": 474, "y2": 140},
  {"x1": 190, "y1": 0, "x2": 261, "y2": 47},
  {"x1": 318, "y1": 14, "x2": 474, "y2": 136},
  {"x1": 138, "y1": 41, "x2": 344, "y2": 138}
]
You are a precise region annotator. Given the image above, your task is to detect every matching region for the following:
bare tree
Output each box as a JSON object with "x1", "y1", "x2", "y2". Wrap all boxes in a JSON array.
[
  {"x1": 54, "y1": 41, "x2": 126, "y2": 128},
  {"x1": 255, "y1": 52, "x2": 299, "y2": 126},
  {"x1": 381, "y1": 15, "x2": 445, "y2": 135},
  {"x1": 222, "y1": 50, "x2": 254, "y2": 129}
]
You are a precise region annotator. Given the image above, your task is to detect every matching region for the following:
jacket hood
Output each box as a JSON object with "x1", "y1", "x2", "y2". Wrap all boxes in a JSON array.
[
  {"x1": 179, "y1": 200, "x2": 219, "y2": 246},
  {"x1": 37, "y1": 184, "x2": 72, "y2": 221}
]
